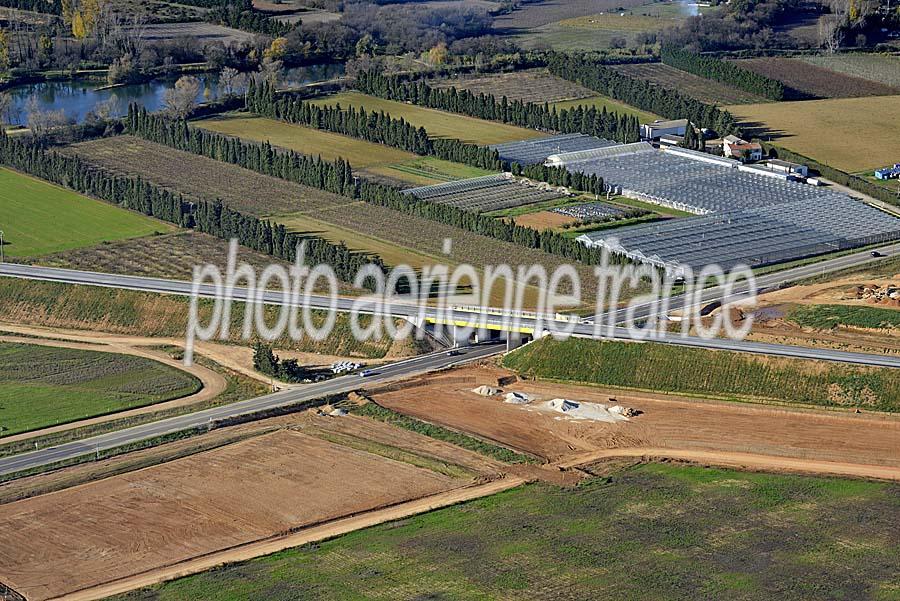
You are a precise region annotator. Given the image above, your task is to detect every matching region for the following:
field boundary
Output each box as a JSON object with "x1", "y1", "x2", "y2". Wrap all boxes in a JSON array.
[{"x1": 47, "y1": 477, "x2": 527, "y2": 601}]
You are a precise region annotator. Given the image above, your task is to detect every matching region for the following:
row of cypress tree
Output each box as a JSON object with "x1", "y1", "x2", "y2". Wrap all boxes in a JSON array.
[
  {"x1": 246, "y1": 81, "x2": 502, "y2": 172},
  {"x1": 0, "y1": 125, "x2": 382, "y2": 284},
  {"x1": 660, "y1": 47, "x2": 784, "y2": 101},
  {"x1": 544, "y1": 53, "x2": 739, "y2": 135},
  {"x1": 353, "y1": 70, "x2": 643, "y2": 144},
  {"x1": 246, "y1": 80, "x2": 607, "y2": 195},
  {"x1": 126, "y1": 107, "x2": 631, "y2": 267}
]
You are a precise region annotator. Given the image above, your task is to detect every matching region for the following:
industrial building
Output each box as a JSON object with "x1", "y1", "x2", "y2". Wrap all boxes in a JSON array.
[{"x1": 640, "y1": 119, "x2": 689, "y2": 141}]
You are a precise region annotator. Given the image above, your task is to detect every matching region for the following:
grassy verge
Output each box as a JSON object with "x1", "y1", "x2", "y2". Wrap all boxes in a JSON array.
[
  {"x1": 109, "y1": 462, "x2": 900, "y2": 601},
  {"x1": 352, "y1": 401, "x2": 537, "y2": 464},
  {"x1": 787, "y1": 304, "x2": 900, "y2": 331},
  {"x1": 502, "y1": 337, "x2": 900, "y2": 412}
]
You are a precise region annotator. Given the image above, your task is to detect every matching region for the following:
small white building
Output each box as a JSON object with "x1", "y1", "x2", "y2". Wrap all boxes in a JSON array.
[
  {"x1": 640, "y1": 119, "x2": 689, "y2": 140},
  {"x1": 658, "y1": 134, "x2": 684, "y2": 146},
  {"x1": 765, "y1": 159, "x2": 808, "y2": 177},
  {"x1": 723, "y1": 135, "x2": 763, "y2": 162}
]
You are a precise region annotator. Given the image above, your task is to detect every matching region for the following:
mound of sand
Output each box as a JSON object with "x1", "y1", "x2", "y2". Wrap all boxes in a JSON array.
[
  {"x1": 541, "y1": 399, "x2": 631, "y2": 423},
  {"x1": 472, "y1": 385, "x2": 501, "y2": 396},
  {"x1": 504, "y1": 392, "x2": 531, "y2": 404}
]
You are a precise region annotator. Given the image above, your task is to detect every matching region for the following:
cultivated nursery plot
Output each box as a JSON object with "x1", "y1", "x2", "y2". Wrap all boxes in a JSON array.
[
  {"x1": 798, "y1": 54, "x2": 900, "y2": 89},
  {"x1": 0, "y1": 167, "x2": 172, "y2": 257},
  {"x1": 67, "y1": 136, "x2": 350, "y2": 217},
  {"x1": 428, "y1": 69, "x2": 594, "y2": 104},
  {"x1": 737, "y1": 58, "x2": 900, "y2": 98},
  {"x1": 611, "y1": 62, "x2": 768, "y2": 105},
  {"x1": 0, "y1": 342, "x2": 200, "y2": 435},
  {"x1": 405, "y1": 175, "x2": 568, "y2": 212},
  {"x1": 552, "y1": 202, "x2": 625, "y2": 220}
]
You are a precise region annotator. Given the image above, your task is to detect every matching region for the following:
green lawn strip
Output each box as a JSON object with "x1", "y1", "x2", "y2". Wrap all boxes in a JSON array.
[
  {"x1": 0, "y1": 167, "x2": 173, "y2": 257},
  {"x1": 0, "y1": 354, "x2": 265, "y2": 458},
  {"x1": 502, "y1": 337, "x2": 900, "y2": 412},
  {"x1": 0, "y1": 342, "x2": 201, "y2": 436},
  {"x1": 787, "y1": 304, "x2": 900, "y2": 331},
  {"x1": 107, "y1": 463, "x2": 899, "y2": 601},
  {"x1": 352, "y1": 401, "x2": 537, "y2": 464}
]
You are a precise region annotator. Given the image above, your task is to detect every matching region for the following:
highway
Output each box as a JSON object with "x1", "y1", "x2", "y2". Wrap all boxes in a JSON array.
[
  {"x1": 3, "y1": 263, "x2": 900, "y2": 368},
  {"x1": 0, "y1": 342, "x2": 504, "y2": 476},
  {"x1": 2, "y1": 259, "x2": 900, "y2": 476},
  {"x1": 599, "y1": 241, "x2": 900, "y2": 324}
]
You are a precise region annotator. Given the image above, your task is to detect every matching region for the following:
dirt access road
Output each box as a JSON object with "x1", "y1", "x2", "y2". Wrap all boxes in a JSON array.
[{"x1": 372, "y1": 365, "x2": 900, "y2": 480}]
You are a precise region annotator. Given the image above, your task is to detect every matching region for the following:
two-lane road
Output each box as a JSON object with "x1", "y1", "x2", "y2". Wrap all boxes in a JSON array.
[{"x1": 0, "y1": 342, "x2": 504, "y2": 476}]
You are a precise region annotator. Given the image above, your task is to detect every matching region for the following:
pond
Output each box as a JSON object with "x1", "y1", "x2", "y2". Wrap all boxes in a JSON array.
[{"x1": 2, "y1": 63, "x2": 344, "y2": 127}]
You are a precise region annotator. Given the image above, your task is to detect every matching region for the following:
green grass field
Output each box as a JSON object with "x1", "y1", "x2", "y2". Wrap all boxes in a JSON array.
[
  {"x1": 502, "y1": 337, "x2": 900, "y2": 411},
  {"x1": 788, "y1": 304, "x2": 900, "y2": 331},
  {"x1": 0, "y1": 342, "x2": 201, "y2": 435},
  {"x1": 195, "y1": 114, "x2": 496, "y2": 185},
  {"x1": 110, "y1": 463, "x2": 900, "y2": 601},
  {"x1": 310, "y1": 92, "x2": 545, "y2": 145},
  {"x1": 552, "y1": 95, "x2": 659, "y2": 124},
  {"x1": 0, "y1": 168, "x2": 172, "y2": 257},
  {"x1": 726, "y1": 96, "x2": 900, "y2": 173}
]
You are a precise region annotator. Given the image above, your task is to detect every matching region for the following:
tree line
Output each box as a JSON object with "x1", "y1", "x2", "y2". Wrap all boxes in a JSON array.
[
  {"x1": 660, "y1": 47, "x2": 784, "y2": 101},
  {"x1": 126, "y1": 107, "x2": 633, "y2": 267},
  {"x1": 0, "y1": 0, "x2": 60, "y2": 13},
  {"x1": 246, "y1": 80, "x2": 502, "y2": 171},
  {"x1": 0, "y1": 125, "x2": 383, "y2": 285},
  {"x1": 353, "y1": 69, "x2": 642, "y2": 144},
  {"x1": 209, "y1": 0, "x2": 295, "y2": 37},
  {"x1": 253, "y1": 342, "x2": 308, "y2": 382},
  {"x1": 544, "y1": 53, "x2": 739, "y2": 135},
  {"x1": 246, "y1": 81, "x2": 606, "y2": 194}
]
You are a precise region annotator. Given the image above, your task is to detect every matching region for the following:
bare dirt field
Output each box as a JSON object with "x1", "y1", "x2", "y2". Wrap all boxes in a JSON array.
[
  {"x1": 513, "y1": 210, "x2": 579, "y2": 230},
  {"x1": 737, "y1": 58, "x2": 900, "y2": 98},
  {"x1": 429, "y1": 69, "x2": 594, "y2": 104},
  {"x1": 371, "y1": 364, "x2": 900, "y2": 473},
  {"x1": 66, "y1": 136, "x2": 349, "y2": 217},
  {"x1": 0, "y1": 428, "x2": 475, "y2": 601}
]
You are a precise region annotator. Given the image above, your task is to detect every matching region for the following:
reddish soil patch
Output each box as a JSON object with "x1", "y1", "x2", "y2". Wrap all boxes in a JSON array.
[
  {"x1": 372, "y1": 365, "x2": 900, "y2": 469},
  {"x1": 0, "y1": 430, "x2": 462, "y2": 601},
  {"x1": 738, "y1": 58, "x2": 900, "y2": 98},
  {"x1": 514, "y1": 210, "x2": 579, "y2": 230}
]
